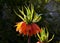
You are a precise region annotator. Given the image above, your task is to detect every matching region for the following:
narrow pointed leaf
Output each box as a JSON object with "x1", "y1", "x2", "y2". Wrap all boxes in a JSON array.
[
  {"x1": 46, "y1": 28, "x2": 49, "y2": 39},
  {"x1": 36, "y1": 15, "x2": 42, "y2": 22},
  {"x1": 14, "y1": 10, "x2": 24, "y2": 21},
  {"x1": 31, "y1": 4, "x2": 34, "y2": 21},
  {"x1": 37, "y1": 33, "x2": 41, "y2": 40},
  {"x1": 27, "y1": 7, "x2": 31, "y2": 20},
  {"x1": 25, "y1": 6, "x2": 31, "y2": 20},
  {"x1": 48, "y1": 35, "x2": 54, "y2": 42},
  {"x1": 18, "y1": 8, "x2": 26, "y2": 18},
  {"x1": 32, "y1": 13, "x2": 39, "y2": 22}
]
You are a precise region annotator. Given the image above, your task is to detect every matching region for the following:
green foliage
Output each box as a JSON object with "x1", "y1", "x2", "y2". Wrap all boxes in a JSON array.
[
  {"x1": 37, "y1": 28, "x2": 54, "y2": 43},
  {"x1": 14, "y1": 4, "x2": 42, "y2": 24}
]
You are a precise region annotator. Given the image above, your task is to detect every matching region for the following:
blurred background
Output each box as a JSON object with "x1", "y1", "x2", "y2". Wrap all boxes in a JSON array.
[{"x1": 0, "y1": 0, "x2": 60, "y2": 43}]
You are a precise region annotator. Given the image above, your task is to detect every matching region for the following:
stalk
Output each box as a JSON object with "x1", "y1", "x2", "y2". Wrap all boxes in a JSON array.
[{"x1": 28, "y1": 36, "x2": 31, "y2": 43}]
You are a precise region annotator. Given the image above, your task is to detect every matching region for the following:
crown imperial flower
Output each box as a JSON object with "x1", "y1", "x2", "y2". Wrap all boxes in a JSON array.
[{"x1": 14, "y1": 4, "x2": 42, "y2": 36}]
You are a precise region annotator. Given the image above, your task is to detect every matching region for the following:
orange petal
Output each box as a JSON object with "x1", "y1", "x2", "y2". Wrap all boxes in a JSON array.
[
  {"x1": 31, "y1": 24, "x2": 37, "y2": 35},
  {"x1": 20, "y1": 22, "x2": 27, "y2": 35},
  {"x1": 26, "y1": 24, "x2": 32, "y2": 36},
  {"x1": 31, "y1": 23, "x2": 40, "y2": 35},
  {"x1": 33, "y1": 23, "x2": 40, "y2": 33},
  {"x1": 27, "y1": 24, "x2": 32, "y2": 36}
]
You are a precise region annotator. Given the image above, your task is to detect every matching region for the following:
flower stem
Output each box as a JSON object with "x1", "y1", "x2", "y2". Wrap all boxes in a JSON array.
[{"x1": 28, "y1": 36, "x2": 31, "y2": 43}]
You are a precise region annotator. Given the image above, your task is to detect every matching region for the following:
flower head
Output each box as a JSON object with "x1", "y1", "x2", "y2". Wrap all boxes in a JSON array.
[
  {"x1": 14, "y1": 4, "x2": 42, "y2": 36},
  {"x1": 15, "y1": 21, "x2": 41, "y2": 36}
]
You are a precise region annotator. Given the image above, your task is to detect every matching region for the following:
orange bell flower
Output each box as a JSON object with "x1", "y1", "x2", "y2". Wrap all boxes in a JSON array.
[{"x1": 15, "y1": 21, "x2": 41, "y2": 36}]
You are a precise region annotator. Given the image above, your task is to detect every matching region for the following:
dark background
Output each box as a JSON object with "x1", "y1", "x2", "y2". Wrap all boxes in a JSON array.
[{"x1": 0, "y1": 0, "x2": 60, "y2": 43}]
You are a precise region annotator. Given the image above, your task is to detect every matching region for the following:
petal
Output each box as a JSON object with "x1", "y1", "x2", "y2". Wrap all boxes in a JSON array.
[
  {"x1": 27, "y1": 25, "x2": 32, "y2": 36},
  {"x1": 20, "y1": 22, "x2": 27, "y2": 35},
  {"x1": 33, "y1": 23, "x2": 40, "y2": 33},
  {"x1": 31, "y1": 24, "x2": 37, "y2": 35},
  {"x1": 26, "y1": 24, "x2": 32, "y2": 36},
  {"x1": 15, "y1": 22, "x2": 23, "y2": 32},
  {"x1": 31, "y1": 23, "x2": 40, "y2": 35}
]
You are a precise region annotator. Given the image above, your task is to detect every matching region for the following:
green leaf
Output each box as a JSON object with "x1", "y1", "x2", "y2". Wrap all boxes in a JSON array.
[
  {"x1": 32, "y1": 12, "x2": 39, "y2": 22},
  {"x1": 48, "y1": 34, "x2": 54, "y2": 42},
  {"x1": 37, "y1": 33, "x2": 41, "y2": 40},
  {"x1": 18, "y1": 8, "x2": 26, "y2": 18},
  {"x1": 46, "y1": 28, "x2": 49, "y2": 40},
  {"x1": 31, "y1": 4, "x2": 34, "y2": 21},
  {"x1": 32, "y1": 12, "x2": 42, "y2": 22},
  {"x1": 25, "y1": 6, "x2": 31, "y2": 20},
  {"x1": 36, "y1": 14, "x2": 42, "y2": 22},
  {"x1": 41, "y1": 28, "x2": 46, "y2": 37},
  {"x1": 14, "y1": 10, "x2": 24, "y2": 21}
]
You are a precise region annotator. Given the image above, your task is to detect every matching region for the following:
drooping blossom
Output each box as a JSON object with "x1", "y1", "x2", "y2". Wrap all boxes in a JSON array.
[{"x1": 15, "y1": 21, "x2": 41, "y2": 36}]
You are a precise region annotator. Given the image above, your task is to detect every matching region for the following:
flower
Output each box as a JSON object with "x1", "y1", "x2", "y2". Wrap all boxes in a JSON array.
[
  {"x1": 14, "y1": 4, "x2": 42, "y2": 36},
  {"x1": 15, "y1": 21, "x2": 41, "y2": 36}
]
